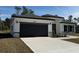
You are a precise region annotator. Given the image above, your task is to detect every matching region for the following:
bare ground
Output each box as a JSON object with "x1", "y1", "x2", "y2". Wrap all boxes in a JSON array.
[
  {"x1": 62, "y1": 38, "x2": 79, "y2": 44},
  {"x1": 0, "y1": 33, "x2": 33, "y2": 53},
  {"x1": 0, "y1": 38, "x2": 33, "y2": 53}
]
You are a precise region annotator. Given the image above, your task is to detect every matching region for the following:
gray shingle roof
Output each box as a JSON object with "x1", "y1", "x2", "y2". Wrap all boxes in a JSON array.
[
  {"x1": 12, "y1": 14, "x2": 55, "y2": 20},
  {"x1": 42, "y1": 14, "x2": 64, "y2": 18}
]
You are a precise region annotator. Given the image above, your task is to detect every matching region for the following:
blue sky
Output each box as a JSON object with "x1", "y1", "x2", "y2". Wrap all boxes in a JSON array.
[{"x1": 1, "y1": 6, "x2": 79, "y2": 20}]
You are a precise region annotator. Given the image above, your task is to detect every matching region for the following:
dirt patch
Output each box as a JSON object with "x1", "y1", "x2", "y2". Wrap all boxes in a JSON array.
[
  {"x1": 0, "y1": 38, "x2": 33, "y2": 53},
  {"x1": 69, "y1": 33, "x2": 79, "y2": 36},
  {"x1": 62, "y1": 38, "x2": 79, "y2": 44}
]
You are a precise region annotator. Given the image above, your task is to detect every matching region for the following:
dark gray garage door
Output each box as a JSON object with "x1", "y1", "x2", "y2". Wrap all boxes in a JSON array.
[{"x1": 20, "y1": 22, "x2": 48, "y2": 37}]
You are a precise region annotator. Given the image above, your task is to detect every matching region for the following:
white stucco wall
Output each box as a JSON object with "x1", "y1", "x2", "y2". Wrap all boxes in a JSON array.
[
  {"x1": 55, "y1": 18, "x2": 61, "y2": 34},
  {"x1": 60, "y1": 24, "x2": 64, "y2": 33},
  {"x1": 10, "y1": 18, "x2": 20, "y2": 37},
  {"x1": 14, "y1": 17, "x2": 55, "y2": 32},
  {"x1": 11, "y1": 17, "x2": 56, "y2": 37},
  {"x1": 15, "y1": 18, "x2": 55, "y2": 24},
  {"x1": 48, "y1": 23, "x2": 53, "y2": 37},
  {"x1": 59, "y1": 23, "x2": 76, "y2": 34},
  {"x1": 13, "y1": 22, "x2": 20, "y2": 32},
  {"x1": 11, "y1": 17, "x2": 76, "y2": 37}
]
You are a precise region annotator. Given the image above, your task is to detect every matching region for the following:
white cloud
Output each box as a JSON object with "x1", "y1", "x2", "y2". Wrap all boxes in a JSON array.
[
  {"x1": 0, "y1": 14, "x2": 11, "y2": 20},
  {"x1": 70, "y1": 12, "x2": 79, "y2": 18},
  {"x1": 0, "y1": 14, "x2": 11, "y2": 17}
]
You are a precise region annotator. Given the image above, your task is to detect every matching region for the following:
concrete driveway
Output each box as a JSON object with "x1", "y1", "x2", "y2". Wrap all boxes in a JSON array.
[{"x1": 21, "y1": 36, "x2": 79, "y2": 53}]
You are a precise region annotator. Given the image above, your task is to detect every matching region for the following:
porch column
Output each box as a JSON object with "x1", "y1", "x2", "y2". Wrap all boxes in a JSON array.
[
  {"x1": 48, "y1": 23, "x2": 52, "y2": 37},
  {"x1": 13, "y1": 21, "x2": 20, "y2": 37}
]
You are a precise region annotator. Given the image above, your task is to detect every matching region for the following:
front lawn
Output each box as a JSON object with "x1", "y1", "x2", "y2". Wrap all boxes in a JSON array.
[
  {"x1": 62, "y1": 38, "x2": 79, "y2": 44},
  {"x1": 0, "y1": 38, "x2": 33, "y2": 53},
  {"x1": 69, "y1": 33, "x2": 79, "y2": 36}
]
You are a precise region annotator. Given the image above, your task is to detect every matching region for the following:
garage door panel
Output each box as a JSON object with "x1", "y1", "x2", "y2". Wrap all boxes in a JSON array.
[{"x1": 20, "y1": 23, "x2": 48, "y2": 37}]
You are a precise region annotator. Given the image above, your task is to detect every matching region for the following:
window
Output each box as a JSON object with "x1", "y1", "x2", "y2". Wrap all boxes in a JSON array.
[
  {"x1": 68, "y1": 25, "x2": 74, "y2": 32},
  {"x1": 64, "y1": 25, "x2": 67, "y2": 32},
  {"x1": 64, "y1": 25, "x2": 74, "y2": 32}
]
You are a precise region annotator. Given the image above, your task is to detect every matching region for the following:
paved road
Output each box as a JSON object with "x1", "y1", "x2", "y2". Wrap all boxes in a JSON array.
[{"x1": 21, "y1": 36, "x2": 79, "y2": 53}]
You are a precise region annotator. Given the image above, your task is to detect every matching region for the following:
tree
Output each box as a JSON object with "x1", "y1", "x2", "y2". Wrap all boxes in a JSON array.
[
  {"x1": 21, "y1": 6, "x2": 29, "y2": 15},
  {"x1": 74, "y1": 18, "x2": 77, "y2": 20},
  {"x1": 74, "y1": 17, "x2": 79, "y2": 22},
  {"x1": 5, "y1": 18, "x2": 10, "y2": 30},
  {"x1": 68, "y1": 15, "x2": 73, "y2": 22},
  {"x1": 29, "y1": 9, "x2": 34, "y2": 14},
  {"x1": 77, "y1": 17, "x2": 79, "y2": 22},
  {"x1": 0, "y1": 18, "x2": 2, "y2": 31},
  {"x1": 21, "y1": 6, "x2": 34, "y2": 15},
  {"x1": 15, "y1": 6, "x2": 21, "y2": 15}
]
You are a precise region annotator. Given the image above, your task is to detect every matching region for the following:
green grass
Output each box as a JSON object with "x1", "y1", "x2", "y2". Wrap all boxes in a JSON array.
[{"x1": 0, "y1": 38, "x2": 33, "y2": 53}]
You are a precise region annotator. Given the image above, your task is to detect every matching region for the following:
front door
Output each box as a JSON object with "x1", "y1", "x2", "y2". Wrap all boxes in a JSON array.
[{"x1": 52, "y1": 24, "x2": 56, "y2": 35}]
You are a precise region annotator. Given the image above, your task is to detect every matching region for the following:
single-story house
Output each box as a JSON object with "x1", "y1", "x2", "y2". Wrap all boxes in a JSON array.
[{"x1": 10, "y1": 14, "x2": 76, "y2": 37}]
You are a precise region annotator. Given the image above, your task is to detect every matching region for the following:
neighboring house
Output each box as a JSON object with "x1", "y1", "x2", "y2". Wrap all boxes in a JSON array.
[{"x1": 10, "y1": 14, "x2": 76, "y2": 37}]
